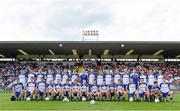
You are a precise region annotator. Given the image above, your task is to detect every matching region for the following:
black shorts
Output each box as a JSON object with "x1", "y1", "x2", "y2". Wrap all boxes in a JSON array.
[
  {"x1": 73, "y1": 92, "x2": 78, "y2": 96},
  {"x1": 65, "y1": 91, "x2": 69, "y2": 96},
  {"x1": 82, "y1": 92, "x2": 87, "y2": 96},
  {"x1": 110, "y1": 92, "x2": 115, "y2": 96}
]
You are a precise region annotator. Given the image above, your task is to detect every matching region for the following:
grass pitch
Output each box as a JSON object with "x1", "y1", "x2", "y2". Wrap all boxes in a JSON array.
[{"x1": 0, "y1": 92, "x2": 180, "y2": 110}]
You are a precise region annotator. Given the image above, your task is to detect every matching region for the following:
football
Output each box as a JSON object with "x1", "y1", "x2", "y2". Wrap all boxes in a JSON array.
[
  {"x1": 155, "y1": 98, "x2": 160, "y2": 103},
  {"x1": 129, "y1": 97, "x2": 134, "y2": 102},
  {"x1": 90, "y1": 100, "x2": 95, "y2": 104},
  {"x1": 26, "y1": 97, "x2": 31, "y2": 101},
  {"x1": 82, "y1": 97, "x2": 86, "y2": 101},
  {"x1": 45, "y1": 97, "x2": 49, "y2": 101}
]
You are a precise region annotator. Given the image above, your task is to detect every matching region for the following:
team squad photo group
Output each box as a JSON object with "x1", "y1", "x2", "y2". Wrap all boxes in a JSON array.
[{"x1": 12, "y1": 65, "x2": 174, "y2": 103}]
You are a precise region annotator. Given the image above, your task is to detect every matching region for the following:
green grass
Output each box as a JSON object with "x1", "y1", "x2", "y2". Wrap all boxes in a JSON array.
[{"x1": 0, "y1": 92, "x2": 180, "y2": 110}]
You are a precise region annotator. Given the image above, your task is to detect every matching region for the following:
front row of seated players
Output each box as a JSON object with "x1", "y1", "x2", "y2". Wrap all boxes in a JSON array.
[{"x1": 12, "y1": 77, "x2": 173, "y2": 102}]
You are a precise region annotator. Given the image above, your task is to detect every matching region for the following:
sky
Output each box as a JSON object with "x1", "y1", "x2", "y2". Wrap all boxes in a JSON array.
[{"x1": 0, "y1": 0, "x2": 180, "y2": 41}]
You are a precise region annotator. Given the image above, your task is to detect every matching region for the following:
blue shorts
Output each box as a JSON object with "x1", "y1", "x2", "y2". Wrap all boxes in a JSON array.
[
  {"x1": 148, "y1": 85, "x2": 153, "y2": 89},
  {"x1": 162, "y1": 92, "x2": 169, "y2": 97},
  {"x1": 73, "y1": 92, "x2": 78, "y2": 96},
  {"x1": 82, "y1": 92, "x2": 87, "y2": 96},
  {"x1": 65, "y1": 91, "x2": 69, "y2": 96},
  {"x1": 39, "y1": 91, "x2": 45, "y2": 96},
  {"x1": 122, "y1": 84, "x2": 128, "y2": 89},
  {"x1": 26, "y1": 91, "x2": 34, "y2": 97},
  {"x1": 130, "y1": 92, "x2": 135, "y2": 97},
  {"x1": 139, "y1": 92, "x2": 145, "y2": 97},
  {"x1": 15, "y1": 92, "x2": 20, "y2": 98}
]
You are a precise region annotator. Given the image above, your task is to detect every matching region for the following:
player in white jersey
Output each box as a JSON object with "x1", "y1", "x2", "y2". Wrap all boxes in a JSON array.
[
  {"x1": 99, "y1": 80, "x2": 110, "y2": 100},
  {"x1": 147, "y1": 70, "x2": 155, "y2": 90},
  {"x1": 97, "y1": 73, "x2": 104, "y2": 86},
  {"x1": 160, "y1": 78, "x2": 173, "y2": 102},
  {"x1": 54, "y1": 73, "x2": 62, "y2": 84},
  {"x1": 80, "y1": 80, "x2": 89, "y2": 100},
  {"x1": 138, "y1": 78, "x2": 149, "y2": 102},
  {"x1": 88, "y1": 72, "x2": 96, "y2": 85},
  {"x1": 89, "y1": 79, "x2": 101, "y2": 100},
  {"x1": 62, "y1": 72, "x2": 69, "y2": 85},
  {"x1": 18, "y1": 71, "x2": 26, "y2": 86},
  {"x1": 127, "y1": 78, "x2": 138, "y2": 101},
  {"x1": 122, "y1": 69, "x2": 130, "y2": 89},
  {"x1": 13, "y1": 78, "x2": 24, "y2": 100},
  {"x1": 70, "y1": 79, "x2": 80, "y2": 101},
  {"x1": 46, "y1": 80, "x2": 56, "y2": 100},
  {"x1": 115, "y1": 79, "x2": 125, "y2": 101},
  {"x1": 36, "y1": 73, "x2": 44, "y2": 83},
  {"x1": 36, "y1": 77, "x2": 46, "y2": 100},
  {"x1": 27, "y1": 71, "x2": 36, "y2": 83},
  {"x1": 140, "y1": 70, "x2": 147, "y2": 83},
  {"x1": 26, "y1": 77, "x2": 36, "y2": 98},
  {"x1": 114, "y1": 72, "x2": 121, "y2": 85},
  {"x1": 157, "y1": 70, "x2": 164, "y2": 86},
  {"x1": 46, "y1": 72, "x2": 54, "y2": 84},
  {"x1": 105, "y1": 71, "x2": 113, "y2": 85},
  {"x1": 71, "y1": 72, "x2": 79, "y2": 84},
  {"x1": 54, "y1": 79, "x2": 63, "y2": 100},
  {"x1": 109, "y1": 80, "x2": 116, "y2": 100},
  {"x1": 62, "y1": 79, "x2": 71, "y2": 100}
]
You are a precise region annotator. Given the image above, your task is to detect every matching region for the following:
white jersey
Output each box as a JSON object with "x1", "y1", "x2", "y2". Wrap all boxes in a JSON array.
[
  {"x1": 116, "y1": 84, "x2": 124, "y2": 92},
  {"x1": 114, "y1": 74, "x2": 121, "y2": 84},
  {"x1": 46, "y1": 74, "x2": 54, "y2": 84},
  {"x1": 37, "y1": 82, "x2": 46, "y2": 92},
  {"x1": 18, "y1": 74, "x2": 26, "y2": 85},
  {"x1": 128, "y1": 83, "x2": 136, "y2": 93},
  {"x1": 88, "y1": 74, "x2": 96, "y2": 85},
  {"x1": 140, "y1": 74, "x2": 147, "y2": 83},
  {"x1": 36, "y1": 74, "x2": 44, "y2": 83},
  {"x1": 55, "y1": 74, "x2": 62, "y2": 81},
  {"x1": 157, "y1": 75, "x2": 164, "y2": 86},
  {"x1": 71, "y1": 74, "x2": 79, "y2": 83},
  {"x1": 148, "y1": 74, "x2": 155, "y2": 86},
  {"x1": 97, "y1": 74, "x2": 104, "y2": 86},
  {"x1": 160, "y1": 83, "x2": 169, "y2": 93},
  {"x1": 62, "y1": 74, "x2": 69, "y2": 84},
  {"x1": 139, "y1": 83, "x2": 147, "y2": 93},
  {"x1": 105, "y1": 74, "x2": 113, "y2": 85},
  {"x1": 122, "y1": 74, "x2": 130, "y2": 85},
  {"x1": 47, "y1": 84, "x2": 54, "y2": 92},
  {"x1": 27, "y1": 73, "x2": 35, "y2": 82},
  {"x1": 27, "y1": 82, "x2": 36, "y2": 93}
]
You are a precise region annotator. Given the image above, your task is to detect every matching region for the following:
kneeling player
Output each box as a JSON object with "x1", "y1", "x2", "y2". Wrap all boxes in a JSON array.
[
  {"x1": 13, "y1": 78, "x2": 24, "y2": 100},
  {"x1": 109, "y1": 80, "x2": 116, "y2": 100},
  {"x1": 115, "y1": 79, "x2": 125, "y2": 101},
  {"x1": 160, "y1": 78, "x2": 173, "y2": 102},
  {"x1": 26, "y1": 77, "x2": 36, "y2": 99},
  {"x1": 99, "y1": 80, "x2": 110, "y2": 100},
  {"x1": 46, "y1": 80, "x2": 56, "y2": 100},
  {"x1": 89, "y1": 79, "x2": 101, "y2": 100},
  {"x1": 71, "y1": 79, "x2": 80, "y2": 101},
  {"x1": 54, "y1": 79, "x2": 63, "y2": 100},
  {"x1": 80, "y1": 80, "x2": 89, "y2": 100},
  {"x1": 127, "y1": 78, "x2": 138, "y2": 101},
  {"x1": 138, "y1": 78, "x2": 149, "y2": 102},
  {"x1": 150, "y1": 81, "x2": 161, "y2": 101},
  {"x1": 62, "y1": 79, "x2": 71, "y2": 100},
  {"x1": 36, "y1": 77, "x2": 46, "y2": 100}
]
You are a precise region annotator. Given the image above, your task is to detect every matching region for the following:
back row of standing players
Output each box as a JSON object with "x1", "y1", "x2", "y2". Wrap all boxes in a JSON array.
[{"x1": 13, "y1": 68, "x2": 173, "y2": 102}]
